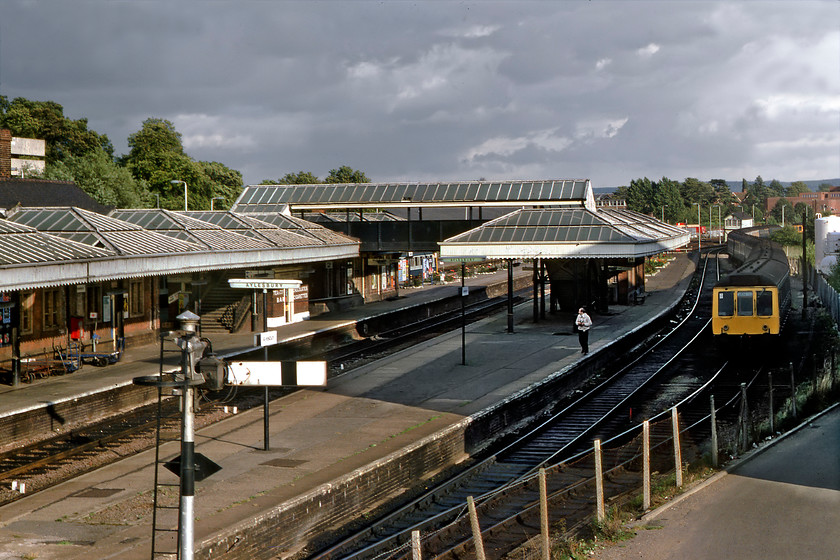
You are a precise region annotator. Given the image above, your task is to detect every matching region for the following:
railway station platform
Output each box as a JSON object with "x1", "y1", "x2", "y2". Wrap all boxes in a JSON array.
[
  {"x1": 0, "y1": 253, "x2": 698, "y2": 559},
  {"x1": 593, "y1": 402, "x2": 840, "y2": 560}
]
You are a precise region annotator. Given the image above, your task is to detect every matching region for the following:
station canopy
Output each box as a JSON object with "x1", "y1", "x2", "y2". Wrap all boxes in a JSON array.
[
  {"x1": 0, "y1": 207, "x2": 359, "y2": 291},
  {"x1": 233, "y1": 179, "x2": 594, "y2": 212},
  {"x1": 439, "y1": 207, "x2": 691, "y2": 260}
]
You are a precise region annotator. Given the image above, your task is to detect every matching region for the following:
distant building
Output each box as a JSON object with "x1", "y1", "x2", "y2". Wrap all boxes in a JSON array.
[
  {"x1": 0, "y1": 129, "x2": 46, "y2": 178},
  {"x1": 0, "y1": 129, "x2": 111, "y2": 214},
  {"x1": 766, "y1": 190, "x2": 840, "y2": 217}
]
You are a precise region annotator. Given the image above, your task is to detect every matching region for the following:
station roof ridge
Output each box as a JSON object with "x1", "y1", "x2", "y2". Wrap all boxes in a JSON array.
[{"x1": 183, "y1": 210, "x2": 340, "y2": 248}]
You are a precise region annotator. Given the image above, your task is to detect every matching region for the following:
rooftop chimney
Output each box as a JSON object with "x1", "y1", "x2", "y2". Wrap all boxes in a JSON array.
[{"x1": 0, "y1": 130, "x2": 11, "y2": 178}]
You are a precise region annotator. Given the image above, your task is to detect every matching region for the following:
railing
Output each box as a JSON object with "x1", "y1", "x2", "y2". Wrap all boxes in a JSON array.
[
  {"x1": 219, "y1": 296, "x2": 251, "y2": 333},
  {"x1": 809, "y1": 264, "x2": 840, "y2": 325}
]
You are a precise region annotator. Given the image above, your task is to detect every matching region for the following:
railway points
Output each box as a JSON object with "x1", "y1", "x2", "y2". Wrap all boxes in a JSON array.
[{"x1": 0, "y1": 255, "x2": 696, "y2": 560}]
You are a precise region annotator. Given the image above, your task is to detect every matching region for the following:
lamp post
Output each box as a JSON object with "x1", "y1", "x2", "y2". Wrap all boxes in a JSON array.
[
  {"x1": 782, "y1": 205, "x2": 785, "y2": 227},
  {"x1": 211, "y1": 197, "x2": 225, "y2": 211},
  {"x1": 171, "y1": 180, "x2": 188, "y2": 211},
  {"x1": 661, "y1": 205, "x2": 666, "y2": 222},
  {"x1": 715, "y1": 204, "x2": 722, "y2": 242},
  {"x1": 154, "y1": 194, "x2": 160, "y2": 209}
]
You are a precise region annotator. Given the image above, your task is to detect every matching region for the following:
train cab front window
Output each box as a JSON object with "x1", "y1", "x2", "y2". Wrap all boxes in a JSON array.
[
  {"x1": 757, "y1": 290, "x2": 773, "y2": 316},
  {"x1": 718, "y1": 291, "x2": 734, "y2": 316},
  {"x1": 737, "y1": 291, "x2": 754, "y2": 316}
]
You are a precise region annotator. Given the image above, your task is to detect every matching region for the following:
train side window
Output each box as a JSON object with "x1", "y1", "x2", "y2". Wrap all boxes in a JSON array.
[
  {"x1": 737, "y1": 291, "x2": 754, "y2": 316},
  {"x1": 757, "y1": 290, "x2": 773, "y2": 316},
  {"x1": 718, "y1": 291, "x2": 734, "y2": 316}
]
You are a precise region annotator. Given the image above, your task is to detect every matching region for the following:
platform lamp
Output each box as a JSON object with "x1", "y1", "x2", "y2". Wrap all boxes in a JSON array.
[
  {"x1": 171, "y1": 180, "x2": 188, "y2": 211},
  {"x1": 211, "y1": 196, "x2": 225, "y2": 211}
]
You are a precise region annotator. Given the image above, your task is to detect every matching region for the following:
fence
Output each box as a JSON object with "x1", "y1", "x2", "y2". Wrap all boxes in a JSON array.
[{"x1": 809, "y1": 264, "x2": 840, "y2": 326}]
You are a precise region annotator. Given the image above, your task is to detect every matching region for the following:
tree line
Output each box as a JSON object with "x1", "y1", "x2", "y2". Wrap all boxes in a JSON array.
[
  {"x1": 0, "y1": 96, "x2": 369, "y2": 210},
  {"x1": 615, "y1": 175, "x2": 835, "y2": 229}
]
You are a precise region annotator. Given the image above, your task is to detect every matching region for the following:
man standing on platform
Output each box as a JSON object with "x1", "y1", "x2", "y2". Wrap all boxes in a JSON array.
[{"x1": 576, "y1": 307, "x2": 592, "y2": 354}]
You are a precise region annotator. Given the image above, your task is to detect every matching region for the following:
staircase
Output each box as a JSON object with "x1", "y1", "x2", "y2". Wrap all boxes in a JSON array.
[{"x1": 198, "y1": 274, "x2": 251, "y2": 334}]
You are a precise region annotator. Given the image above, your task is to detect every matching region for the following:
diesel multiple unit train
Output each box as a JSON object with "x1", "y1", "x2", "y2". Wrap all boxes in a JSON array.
[{"x1": 712, "y1": 226, "x2": 792, "y2": 337}]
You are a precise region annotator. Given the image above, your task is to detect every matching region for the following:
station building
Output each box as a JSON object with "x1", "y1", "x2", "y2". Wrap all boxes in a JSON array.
[{"x1": 0, "y1": 149, "x2": 688, "y2": 384}]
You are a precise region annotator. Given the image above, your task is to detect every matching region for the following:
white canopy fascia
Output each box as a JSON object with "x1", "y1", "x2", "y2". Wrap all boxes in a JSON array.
[
  {"x1": 0, "y1": 243, "x2": 359, "y2": 291},
  {"x1": 440, "y1": 233, "x2": 690, "y2": 261}
]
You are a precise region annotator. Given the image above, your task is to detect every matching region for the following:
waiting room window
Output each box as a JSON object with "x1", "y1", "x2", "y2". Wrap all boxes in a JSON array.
[
  {"x1": 129, "y1": 280, "x2": 144, "y2": 317},
  {"x1": 20, "y1": 291, "x2": 34, "y2": 334},
  {"x1": 43, "y1": 288, "x2": 61, "y2": 329}
]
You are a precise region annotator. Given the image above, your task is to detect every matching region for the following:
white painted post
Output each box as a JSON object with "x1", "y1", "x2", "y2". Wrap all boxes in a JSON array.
[
  {"x1": 768, "y1": 372, "x2": 775, "y2": 434},
  {"x1": 710, "y1": 395, "x2": 719, "y2": 468},
  {"x1": 671, "y1": 407, "x2": 683, "y2": 488},
  {"x1": 594, "y1": 439, "x2": 605, "y2": 522},
  {"x1": 411, "y1": 530, "x2": 422, "y2": 560},
  {"x1": 643, "y1": 420, "x2": 651, "y2": 511},
  {"x1": 467, "y1": 496, "x2": 486, "y2": 560},
  {"x1": 539, "y1": 468, "x2": 550, "y2": 560}
]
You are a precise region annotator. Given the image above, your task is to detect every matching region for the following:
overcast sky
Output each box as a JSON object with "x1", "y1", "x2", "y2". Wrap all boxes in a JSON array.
[{"x1": 1, "y1": 1, "x2": 838, "y2": 188}]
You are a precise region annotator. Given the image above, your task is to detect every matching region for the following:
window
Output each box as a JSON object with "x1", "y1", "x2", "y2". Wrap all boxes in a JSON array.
[
  {"x1": 737, "y1": 291, "x2": 754, "y2": 316},
  {"x1": 717, "y1": 291, "x2": 734, "y2": 317},
  {"x1": 129, "y1": 280, "x2": 144, "y2": 317},
  {"x1": 757, "y1": 290, "x2": 773, "y2": 316},
  {"x1": 43, "y1": 288, "x2": 61, "y2": 329},
  {"x1": 20, "y1": 291, "x2": 34, "y2": 334}
]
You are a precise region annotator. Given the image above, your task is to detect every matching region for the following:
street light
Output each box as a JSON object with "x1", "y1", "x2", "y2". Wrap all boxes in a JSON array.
[
  {"x1": 154, "y1": 194, "x2": 160, "y2": 209},
  {"x1": 171, "y1": 180, "x2": 188, "y2": 211},
  {"x1": 782, "y1": 205, "x2": 786, "y2": 227},
  {"x1": 211, "y1": 197, "x2": 225, "y2": 211},
  {"x1": 661, "y1": 205, "x2": 666, "y2": 222}
]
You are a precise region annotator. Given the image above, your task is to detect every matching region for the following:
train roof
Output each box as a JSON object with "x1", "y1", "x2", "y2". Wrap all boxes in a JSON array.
[{"x1": 717, "y1": 242, "x2": 790, "y2": 288}]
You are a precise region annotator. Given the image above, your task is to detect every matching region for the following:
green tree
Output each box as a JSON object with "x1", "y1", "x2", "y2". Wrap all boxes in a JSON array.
[
  {"x1": 769, "y1": 225, "x2": 802, "y2": 247},
  {"x1": 768, "y1": 179, "x2": 785, "y2": 197},
  {"x1": 200, "y1": 160, "x2": 243, "y2": 210},
  {"x1": 38, "y1": 147, "x2": 152, "y2": 208},
  {"x1": 0, "y1": 96, "x2": 113, "y2": 162},
  {"x1": 261, "y1": 171, "x2": 321, "y2": 185},
  {"x1": 819, "y1": 182, "x2": 835, "y2": 192},
  {"x1": 786, "y1": 181, "x2": 811, "y2": 196},
  {"x1": 625, "y1": 177, "x2": 655, "y2": 214},
  {"x1": 769, "y1": 198, "x2": 795, "y2": 225},
  {"x1": 121, "y1": 118, "x2": 240, "y2": 210},
  {"x1": 324, "y1": 165, "x2": 370, "y2": 184}
]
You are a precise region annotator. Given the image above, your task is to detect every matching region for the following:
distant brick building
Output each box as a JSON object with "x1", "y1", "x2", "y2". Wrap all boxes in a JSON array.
[{"x1": 766, "y1": 189, "x2": 840, "y2": 216}]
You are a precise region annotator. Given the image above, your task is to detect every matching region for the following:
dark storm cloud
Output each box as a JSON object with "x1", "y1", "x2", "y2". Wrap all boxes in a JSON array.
[{"x1": 1, "y1": 1, "x2": 837, "y2": 187}]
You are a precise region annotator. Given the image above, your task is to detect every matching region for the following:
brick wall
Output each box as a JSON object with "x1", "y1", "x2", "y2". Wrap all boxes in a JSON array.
[{"x1": 0, "y1": 129, "x2": 11, "y2": 178}]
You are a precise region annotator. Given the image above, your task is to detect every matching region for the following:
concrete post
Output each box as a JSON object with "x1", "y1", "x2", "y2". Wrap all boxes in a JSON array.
[
  {"x1": 539, "y1": 468, "x2": 550, "y2": 560},
  {"x1": 672, "y1": 407, "x2": 682, "y2": 488},
  {"x1": 710, "y1": 395, "x2": 719, "y2": 468},
  {"x1": 594, "y1": 439, "x2": 605, "y2": 522},
  {"x1": 411, "y1": 530, "x2": 422, "y2": 560},
  {"x1": 467, "y1": 496, "x2": 486, "y2": 560},
  {"x1": 643, "y1": 420, "x2": 651, "y2": 510}
]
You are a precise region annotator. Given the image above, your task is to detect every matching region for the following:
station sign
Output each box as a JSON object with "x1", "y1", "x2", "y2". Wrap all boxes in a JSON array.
[
  {"x1": 228, "y1": 278, "x2": 302, "y2": 291},
  {"x1": 255, "y1": 330, "x2": 277, "y2": 347},
  {"x1": 226, "y1": 361, "x2": 327, "y2": 387}
]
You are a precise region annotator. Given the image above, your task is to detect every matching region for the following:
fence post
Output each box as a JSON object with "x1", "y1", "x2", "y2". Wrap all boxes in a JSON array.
[
  {"x1": 594, "y1": 439, "x2": 605, "y2": 522},
  {"x1": 643, "y1": 420, "x2": 651, "y2": 510},
  {"x1": 671, "y1": 407, "x2": 683, "y2": 488},
  {"x1": 738, "y1": 383, "x2": 749, "y2": 453},
  {"x1": 710, "y1": 395, "x2": 718, "y2": 468},
  {"x1": 539, "y1": 468, "x2": 550, "y2": 560},
  {"x1": 768, "y1": 372, "x2": 774, "y2": 434},
  {"x1": 467, "y1": 496, "x2": 486, "y2": 560},
  {"x1": 411, "y1": 530, "x2": 422, "y2": 560},
  {"x1": 790, "y1": 361, "x2": 797, "y2": 418}
]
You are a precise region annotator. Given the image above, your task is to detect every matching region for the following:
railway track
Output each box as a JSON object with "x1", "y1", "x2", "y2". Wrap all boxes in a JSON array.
[
  {"x1": 311, "y1": 253, "x2": 728, "y2": 560},
  {"x1": 0, "y1": 294, "x2": 521, "y2": 509}
]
